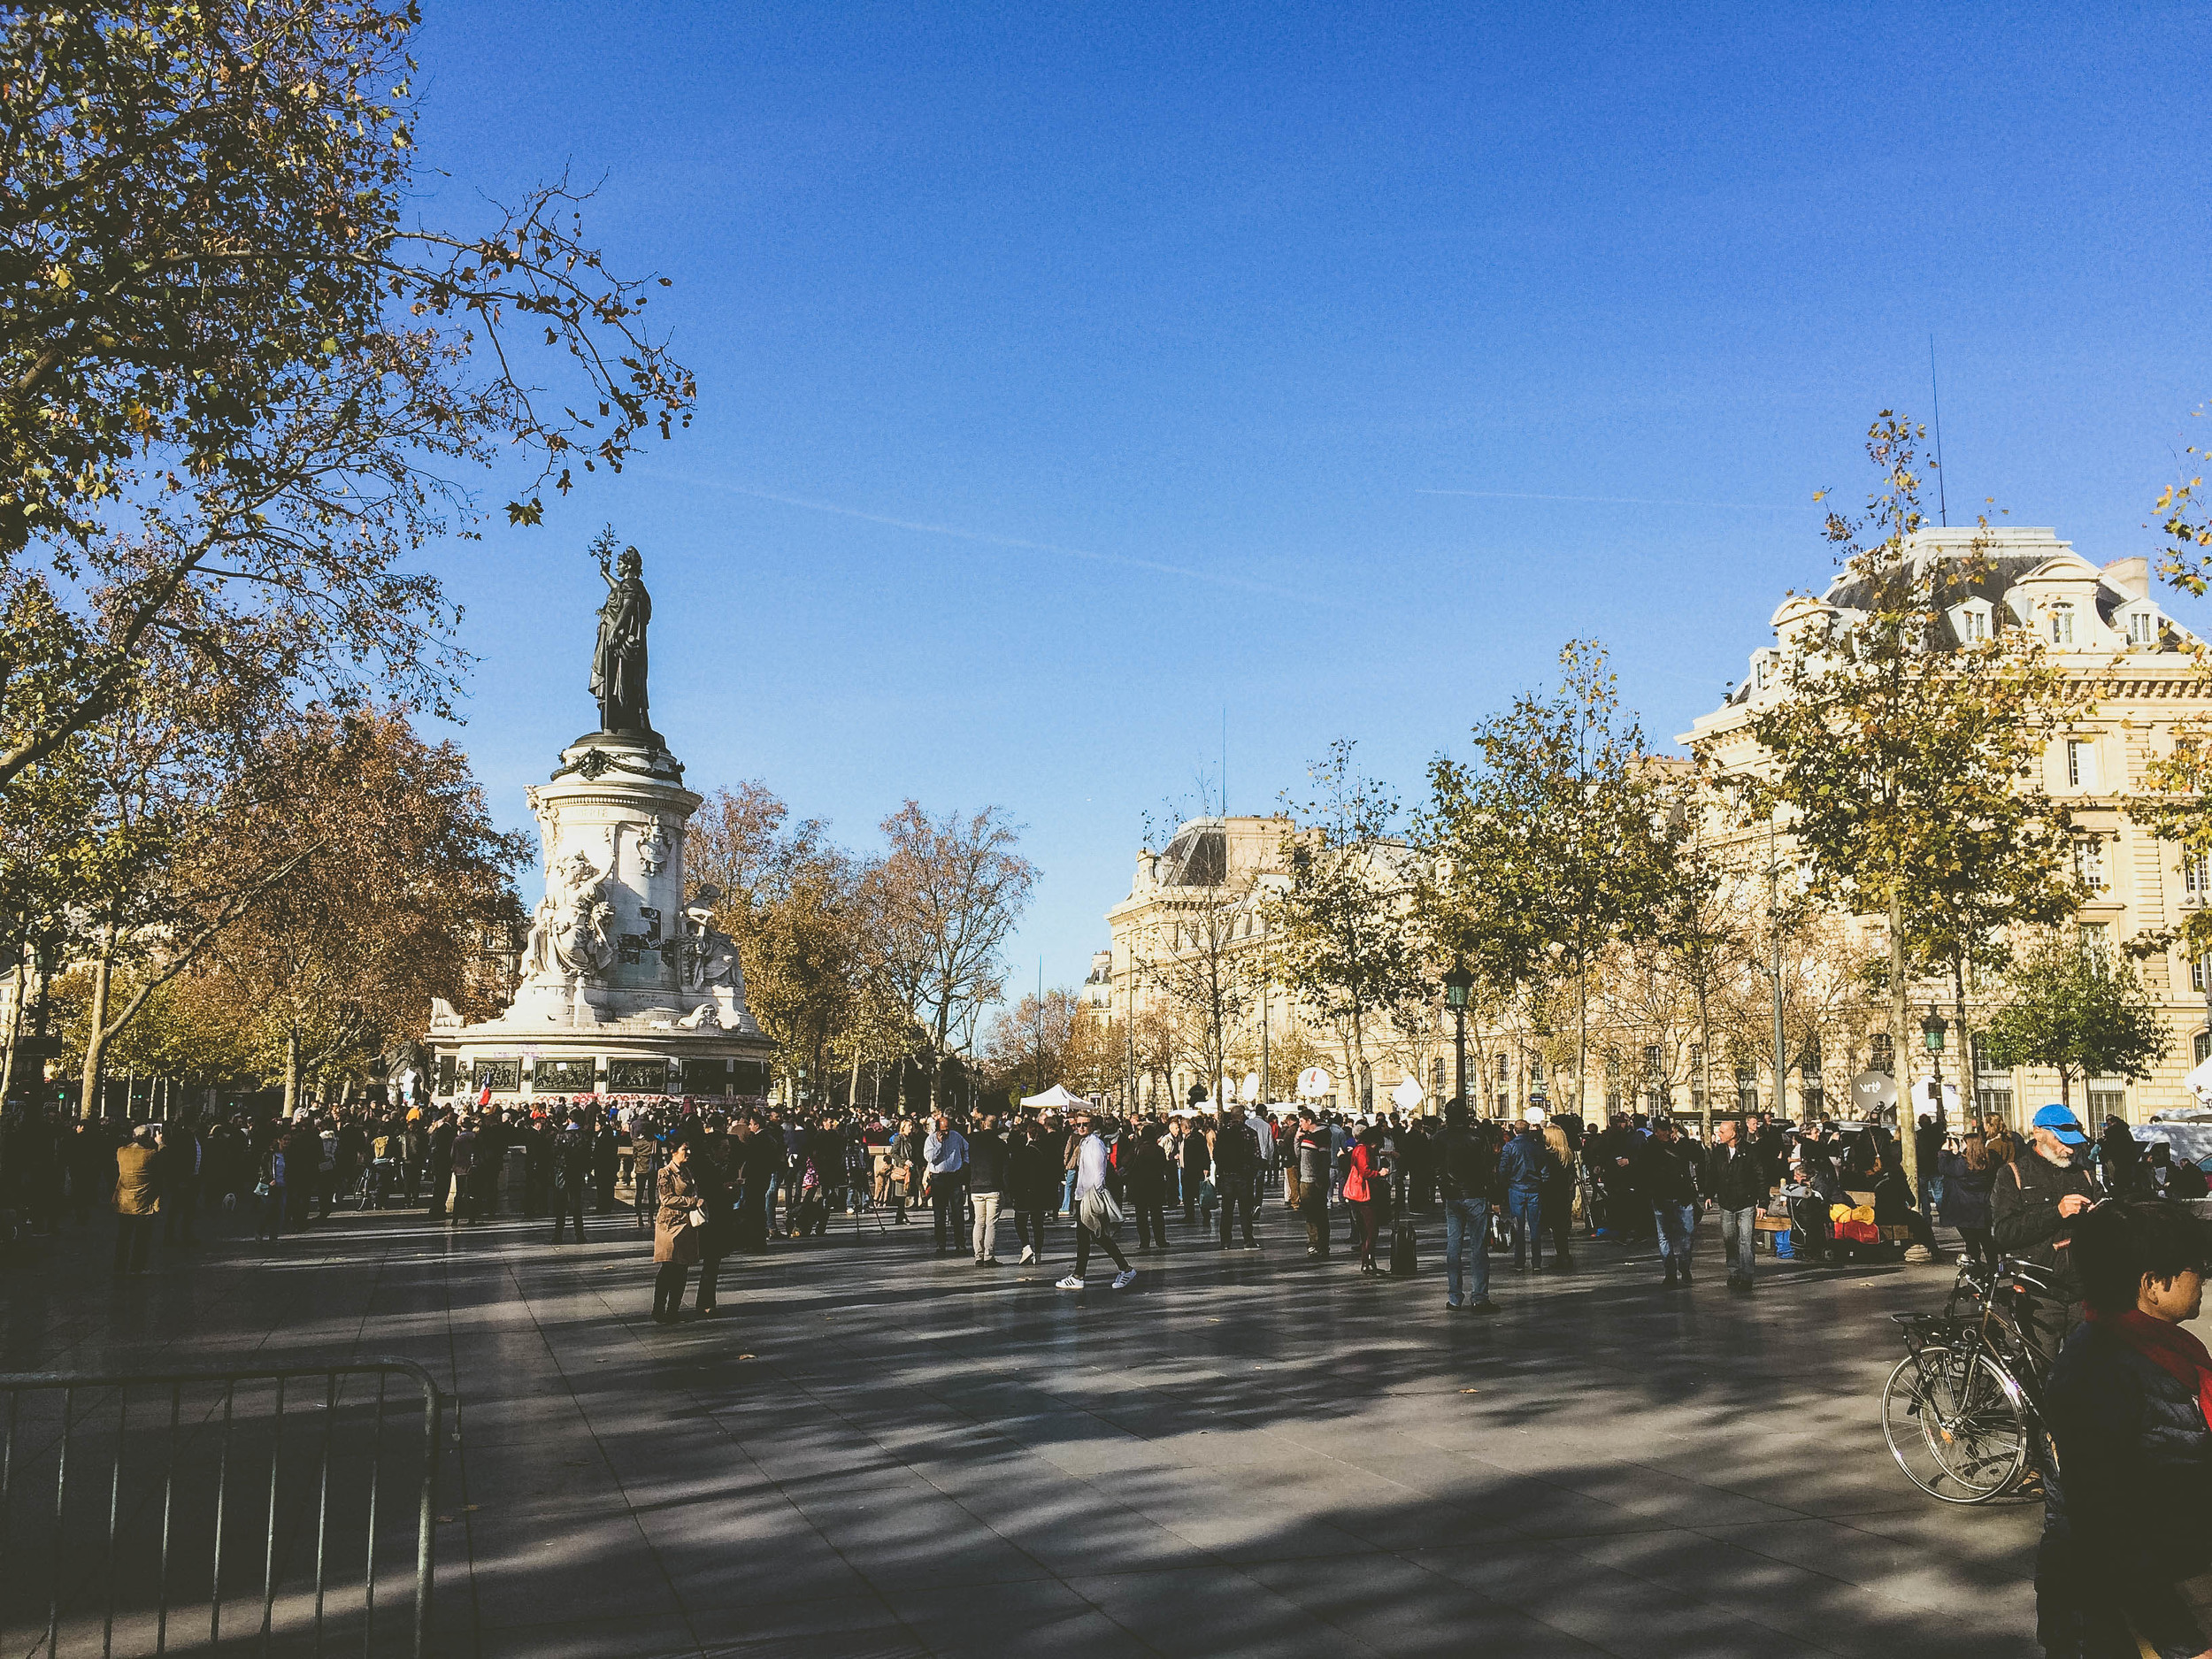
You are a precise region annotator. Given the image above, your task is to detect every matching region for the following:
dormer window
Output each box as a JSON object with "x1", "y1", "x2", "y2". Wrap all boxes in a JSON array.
[
  {"x1": 2049, "y1": 603, "x2": 2076, "y2": 646},
  {"x1": 1752, "y1": 654, "x2": 1770, "y2": 691},
  {"x1": 1952, "y1": 600, "x2": 1993, "y2": 642},
  {"x1": 2126, "y1": 607, "x2": 2159, "y2": 646}
]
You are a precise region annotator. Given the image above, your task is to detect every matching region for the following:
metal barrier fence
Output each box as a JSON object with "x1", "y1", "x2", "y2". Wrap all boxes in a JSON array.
[{"x1": 0, "y1": 1359, "x2": 442, "y2": 1657}]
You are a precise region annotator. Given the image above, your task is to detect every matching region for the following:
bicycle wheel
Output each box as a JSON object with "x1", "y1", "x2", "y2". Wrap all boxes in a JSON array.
[{"x1": 1882, "y1": 1348, "x2": 2031, "y2": 1503}]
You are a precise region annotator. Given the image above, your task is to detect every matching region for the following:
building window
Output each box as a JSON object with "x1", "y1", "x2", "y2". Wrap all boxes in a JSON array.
[
  {"x1": 1642, "y1": 1044, "x2": 1662, "y2": 1079},
  {"x1": 1496, "y1": 1051, "x2": 1508, "y2": 1083},
  {"x1": 1959, "y1": 606, "x2": 1988, "y2": 641},
  {"x1": 2128, "y1": 609, "x2": 2158, "y2": 646},
  {"x1": 2078, "y1": 922, "x2": 2111, "y2": 967},
  {"x1": 1734, "y1": 1063, "x2": 1758, "y2": 1114},
  {"x1": 2067, "y1": 739, "x2": 2098, "y2": 789},
  {"x1": 1801, "y1": 1075, "x2": 1824, "y2": 1118},
  {"x1": 2073, "y1": 838, "x2": 2107, "y2": 890},
  {"x1": 1432, "y1": 1056, "x2": 1446, "y2": 1099},
  {"x1": 1975, "y1": 1088, "x2": 2014, "y2": 1124},
  {"x1": 2193, "y1": 953, "x2": 2210, "y2": 995},
  {"x1": 2196, "y1": 1031, "x2": 2211, "y2": 1065},
  {"x1": 2087, "y1": 1086, "x2": 2127, "y2": 1121},
  {"x1": 2189, "y1": 852, "x2": 2212, "y2": 899},
  {"x1": 2050, "y1": 603, "x2": 2075, "y2": 646},
  {"x1": 1870, "y1": 1033, "x2": 1894, "y2": 1076}
]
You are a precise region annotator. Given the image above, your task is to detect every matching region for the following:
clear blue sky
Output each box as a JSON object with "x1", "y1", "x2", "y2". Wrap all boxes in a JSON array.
[{"x1": 409, "y1": 1, "x2": 2212, "y2": 1008}]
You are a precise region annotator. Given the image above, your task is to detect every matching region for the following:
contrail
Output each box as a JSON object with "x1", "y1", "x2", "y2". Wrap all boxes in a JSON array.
[
  {"x1": 1419, "y1": 488, "x2": 1807, "y2": 511},
  {"x1": 653, "y1": 473, "x2": 1325, "y2": 603}
]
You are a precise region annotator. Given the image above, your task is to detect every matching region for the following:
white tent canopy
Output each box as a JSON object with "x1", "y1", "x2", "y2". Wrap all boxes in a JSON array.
[{"x1": 1019, "y1": 1084, "x2": 1091, "y2": 1110}]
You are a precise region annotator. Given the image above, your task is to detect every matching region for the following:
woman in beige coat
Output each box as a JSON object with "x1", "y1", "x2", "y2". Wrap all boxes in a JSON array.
[{"x1": 651, "y1": 1139, "x2": 704, "y2": 1323}]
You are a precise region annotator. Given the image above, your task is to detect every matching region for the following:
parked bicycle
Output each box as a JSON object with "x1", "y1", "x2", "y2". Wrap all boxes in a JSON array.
[{"x1": 1881, "y1": 1253, "x2": 2060, "y2": 1503}]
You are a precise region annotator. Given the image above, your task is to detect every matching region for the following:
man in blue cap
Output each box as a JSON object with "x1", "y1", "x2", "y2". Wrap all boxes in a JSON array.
[{"x1": 1993, "y1": 1103, "x2": 2101, "y2": 1364}]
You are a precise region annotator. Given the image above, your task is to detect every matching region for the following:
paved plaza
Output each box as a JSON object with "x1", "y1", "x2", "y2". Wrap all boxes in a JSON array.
[{"x1": 4, "y1": 1200, "x2": 2047, "y2": 1658}]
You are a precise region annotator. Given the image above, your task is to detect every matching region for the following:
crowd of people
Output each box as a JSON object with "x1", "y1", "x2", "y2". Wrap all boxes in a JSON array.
[{"x1": 2, "y1": 1089, "x2": 2199, "y2": 1313}]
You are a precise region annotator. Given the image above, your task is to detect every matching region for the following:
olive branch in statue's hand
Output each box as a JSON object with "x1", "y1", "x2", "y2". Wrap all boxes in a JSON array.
[{"x1": 588, "y1": 524, "x2": 622, "y2": 586}]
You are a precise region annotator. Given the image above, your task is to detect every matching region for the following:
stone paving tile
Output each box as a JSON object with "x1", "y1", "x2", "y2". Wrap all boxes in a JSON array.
[{"x1": 1, "y1": 1196, "x2": 2050, "y2": 1657}]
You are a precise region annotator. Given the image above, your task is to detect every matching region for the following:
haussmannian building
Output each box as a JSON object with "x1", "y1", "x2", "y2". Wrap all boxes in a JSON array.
[{"x1": 1685, "y1": 526, "x2": 2212, "y2": 1127}]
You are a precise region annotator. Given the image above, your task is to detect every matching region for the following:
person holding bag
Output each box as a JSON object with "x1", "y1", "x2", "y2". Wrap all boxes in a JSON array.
[
  {"x1": 651, "y1": 1138, "x2": 706, "y2": 1324},
  {"x1": 1057, "y1": 1111, "x2": 1136, "y2": 1291}
]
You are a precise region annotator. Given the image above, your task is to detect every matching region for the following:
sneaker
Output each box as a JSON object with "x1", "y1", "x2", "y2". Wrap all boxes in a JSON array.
[
  {"x1": 1469, "y1": 1300, "x2": 1501, "y2": 1314},
  {"x1": 984, "y1": 1256, "x2": 1002, "y2": 1265},
  {"x1": 1446, "y1": 1300, "x2": 1463, "y2": 1310},
  {"x1": 1111, "y1": 1268, "x2": 1137, "y2": 1290},
  {"x1": 1019, "y1": 1246, "x2": 1035, "y2": 1263},
  {"x1": 1056, "y1": 1274, "x2": 1086, "y2": 1290}
]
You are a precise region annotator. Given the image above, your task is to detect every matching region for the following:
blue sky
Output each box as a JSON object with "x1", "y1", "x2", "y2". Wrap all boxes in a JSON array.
[{"x1": 409, "y1": 1, "x2": 2212, "y2": 1005}]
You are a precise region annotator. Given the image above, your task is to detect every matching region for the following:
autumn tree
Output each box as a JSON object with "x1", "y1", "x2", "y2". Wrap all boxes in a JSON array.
[
  {"x1": 1419, "y1": 641, "x2": 1685, "y2": 1118},
  {"x1": 869, "y1": 802, "x2": 1035, "y2": 1114},
  {"x1": 983, "y1": 987, "x2": 1079, "y2": 1100},
  {"x1": 206, "y1": 707, "x2": 529, "y2": 1110},
  {"x1": 1731, "y1": 414, "x2": 2084, "y2": 1203},
  {"x1": 739, "y1": 845, "x2": 862, "y2": 1110},
  {"x1": 1266, "y1": 741, "x2": 1420, "y2": 1103},
  {"x1": 0, "y1": 1, "x2": 694, "y2": 797},
  {"x1": 1058, "y1": 1005, "x2": 1125, "y2": 1106}
]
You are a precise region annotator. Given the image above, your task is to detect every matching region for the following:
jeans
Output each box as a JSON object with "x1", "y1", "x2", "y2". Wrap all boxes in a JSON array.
[
  {"x1": 1507, "y1": 1187, "x2": 1543, "y2": 1265},
  {"x1": 1717, "y1": 1204, "x2": 1757, "y2": 1283},
  {"x1": 1060, "y1": 1169, "x2": 1079, "y2": 1216},
  {"x1": 1443, "y1": 1197, "x2": 1490, "y2": 1305},
  {"x1": 551, "y1": 1181, "x2": 586, "y2": 1242},
  {"x1": 1654, "y1": 1202, "x2": 1697, "y2": 1273},
  {"x1": 1014, "y1": 1208, "x2": 1046, "y2": 1256},
  {"x1": 932, "y1": 1177, "x2": 965, "y2": 1248},
  {"x1": 260, "y1": 1184, "x2": 287, "y2": 1240},
  {"x1": 971, "y1": 1190, "x2": 1002, "y2": 1259},
  {"x1": 1074, "y1": 1218, "x2": 1129, "y2": 1278},
  {"x1": 652, "y1": 1263, "x2": 688, "y2": 1318},
  {"x1": 1217, "y1": 1175, "x2": 1256, "y2": 1246},
  {"x1": 1350, "y1": 1198, "x2": 1380, "y2": 1264},
  {"x1": 1301, "y1": 1189, "x2": 1330, "y2": 1255},
  {"x1": 113, "y1": 1213, "x2": 155, "y2": 1271}
]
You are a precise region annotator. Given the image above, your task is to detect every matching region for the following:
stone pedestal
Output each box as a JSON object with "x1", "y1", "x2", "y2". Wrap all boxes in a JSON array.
[{"x1": 434, "y1": 729, "x2": 774, "y2": 1108}]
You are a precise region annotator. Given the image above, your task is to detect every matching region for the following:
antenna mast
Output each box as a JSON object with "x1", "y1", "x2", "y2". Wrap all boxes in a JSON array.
[{"x1": 1930, "y1": 335, "x2": 1949, "y2": 528}]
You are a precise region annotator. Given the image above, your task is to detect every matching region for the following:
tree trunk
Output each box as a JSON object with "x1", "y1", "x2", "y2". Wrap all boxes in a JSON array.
[
  {"x1": 1577, "y1": 950, "x2": 1589, "y2": 1120},
  {"x1": 0, "y1": 957, "x2": 23, "y2": 1113},
  {"x1": 1888, "y1": 887, "x2": 1920, "y2": 1204},
  {"x1": 283, "y1": 1022, "x2": 302, "y2": 1118},
  {"x1": 1697, "y1": 979, "x2": 1713, "y2": 1139},
  {"x1": 78, "y1": 937, "x2": 115, "y2": 1120}
]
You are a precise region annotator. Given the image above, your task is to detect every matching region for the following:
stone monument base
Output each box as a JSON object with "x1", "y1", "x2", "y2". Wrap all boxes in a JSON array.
[{"x1": 432, "y1": 1016, "x2": 776, "y2": 1110}]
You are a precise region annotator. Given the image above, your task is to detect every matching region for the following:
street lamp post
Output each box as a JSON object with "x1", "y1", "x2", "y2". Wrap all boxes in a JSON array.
[
  {"x1": 1443, "y1": 960, "x2": 1474, "y2": 1110},
  {"x1": 1922, "y1": 1004, "x2": 1948, "y2": 1137}
]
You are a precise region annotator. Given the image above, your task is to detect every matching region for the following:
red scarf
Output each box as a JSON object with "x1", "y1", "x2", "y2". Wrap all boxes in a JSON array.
[{"x1": 2090, "y1": 1307, "x2": 2212, "y2": 1430}]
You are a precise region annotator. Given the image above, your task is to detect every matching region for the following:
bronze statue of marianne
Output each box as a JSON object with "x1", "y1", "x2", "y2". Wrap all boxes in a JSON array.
[{"x1": 589, "y1": 538, "x2": 652, "y2": 735}]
